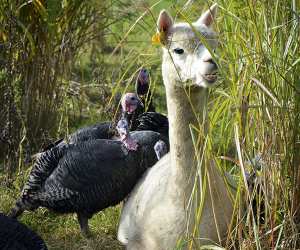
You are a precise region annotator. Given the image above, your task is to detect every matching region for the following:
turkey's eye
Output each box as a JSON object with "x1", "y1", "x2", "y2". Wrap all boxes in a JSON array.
[
  {"x1": 173, "y1": 48, "x2": 184, "y2": 54},
  {"x1": 130, "y1": 97, "x2": 135, "y2": 101}
]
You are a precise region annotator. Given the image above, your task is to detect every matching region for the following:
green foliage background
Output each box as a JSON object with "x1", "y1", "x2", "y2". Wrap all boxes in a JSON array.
[{"x1": 0, "y1": 0, "x2": 299, "y2": 249}]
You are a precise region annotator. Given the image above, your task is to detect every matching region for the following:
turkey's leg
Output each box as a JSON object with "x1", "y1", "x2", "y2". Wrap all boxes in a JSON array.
[{"x1": 77, "y1": 213, "x2": 91, "y2": 237}]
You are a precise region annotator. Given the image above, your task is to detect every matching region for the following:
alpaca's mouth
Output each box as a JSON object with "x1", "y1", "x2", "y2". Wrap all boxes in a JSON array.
[{"x1": 203, "y1": 73, "x2": 217, "y2": 83}]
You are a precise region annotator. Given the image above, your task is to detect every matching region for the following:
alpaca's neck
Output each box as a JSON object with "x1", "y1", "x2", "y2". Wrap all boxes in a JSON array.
[{"x1": 165, "y1": 80, "x2": 208, "y2": 184}]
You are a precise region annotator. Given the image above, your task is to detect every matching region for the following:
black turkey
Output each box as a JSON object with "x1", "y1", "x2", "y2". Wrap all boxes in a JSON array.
[
  {"x1": 134, "y1": 69, "x2": 169, "y2": 138},
  {"x1": 9, "y1": 124, "x2": 168, "y2": 236},
  {"x1": 135, "y1": 68, "x2": 155, "y2": 112},
  {"x1": 0, "y1": 213, "x2": 47, "y2": 250},
  {"x1": 37, "y1": 68, "x2": 167, "y2": 154},
  {"x1": 35, "y1": 93, "x2": 144, "y2": 155},
  {"x1": 38, "y1": 68, "x2": 164, "y2": 156}
]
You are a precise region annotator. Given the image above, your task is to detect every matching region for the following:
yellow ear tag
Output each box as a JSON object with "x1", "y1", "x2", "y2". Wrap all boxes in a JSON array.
[
  {"x1": 152, "y1": 31, "x2": 166, "y2": 45},
  {"x1": 151, "y1": 32, "x2": 161, "y2": 45}
]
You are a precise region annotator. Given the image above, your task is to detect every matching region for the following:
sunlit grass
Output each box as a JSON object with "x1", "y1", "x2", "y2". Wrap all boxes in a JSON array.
[
  {"x1": 207, "y1": 0, "x2": 299, "y2": 249},
  {"x1": 0, "y1": 0, "x2": 299, "y2": 249}
]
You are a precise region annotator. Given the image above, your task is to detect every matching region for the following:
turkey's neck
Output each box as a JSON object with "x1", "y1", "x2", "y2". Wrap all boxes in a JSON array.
[{"x1": 165, "y1": 81, "x2": 208, "y2": 185}]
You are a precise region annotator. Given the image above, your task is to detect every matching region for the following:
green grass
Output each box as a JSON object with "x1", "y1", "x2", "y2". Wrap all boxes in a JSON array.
[
  {"x1": 0, "y1": 183, "x2": 123, "y2": 250},
  {"x1": 1, "y1": 0, "x2": 299, "y2": 249}
]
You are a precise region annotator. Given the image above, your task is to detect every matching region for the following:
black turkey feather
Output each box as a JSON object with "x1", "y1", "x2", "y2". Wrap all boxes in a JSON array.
[
  {"x1": 0, "y1": 213, "x2": 47, "y2": 250},
  {"x1": 40, "y1": 121, "x2": 113, "y2": 151},
  {"x1": 134, "y1": 112, "x2": 169, "y2": 138},
  {"x1": 10, "y1": 130, "x2": 167, "y2": 235}
]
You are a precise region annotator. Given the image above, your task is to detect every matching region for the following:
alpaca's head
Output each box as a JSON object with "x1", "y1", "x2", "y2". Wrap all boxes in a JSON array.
[{"x1": 157, "y1": 4, "x2": 218, "y2": 88}]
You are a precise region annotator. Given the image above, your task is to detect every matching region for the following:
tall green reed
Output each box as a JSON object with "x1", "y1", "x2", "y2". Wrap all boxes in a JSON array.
[{"x1": 115, "y1": 0, "x2": 300, "y2": 248}]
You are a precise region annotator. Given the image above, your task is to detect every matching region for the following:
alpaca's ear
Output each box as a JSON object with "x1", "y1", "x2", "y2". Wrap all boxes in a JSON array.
[
  {"x1": 157, "y1": 10, "x2": 173, "y2": 33},
  {"x1": 195, "y1": 3, "x2": 218, "y2": 27}
]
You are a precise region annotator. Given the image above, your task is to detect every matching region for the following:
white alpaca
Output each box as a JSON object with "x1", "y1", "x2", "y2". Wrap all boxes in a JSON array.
[{"x1": 118, "y1": 4, "x2": 235, "y2": 249}]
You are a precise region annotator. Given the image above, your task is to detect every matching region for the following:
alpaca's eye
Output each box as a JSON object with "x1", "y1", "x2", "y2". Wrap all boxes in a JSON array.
[{"x1": 173, "y1": 48, "x2": 184, "y2": 54}]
